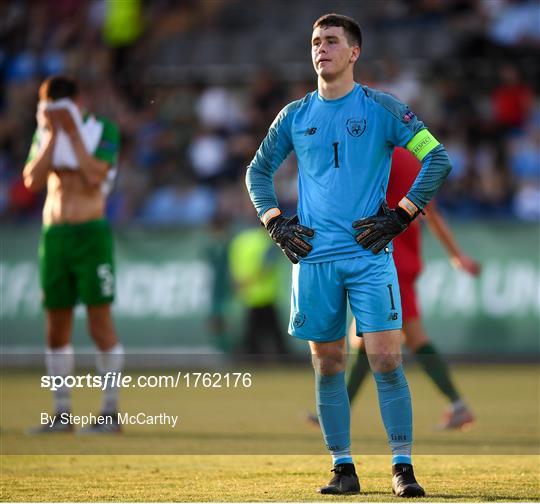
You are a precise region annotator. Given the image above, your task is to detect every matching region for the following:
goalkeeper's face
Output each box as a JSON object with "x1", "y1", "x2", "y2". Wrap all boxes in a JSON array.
[{"x1": 311, "y1": 26, "x2": 359, "y2": 81}]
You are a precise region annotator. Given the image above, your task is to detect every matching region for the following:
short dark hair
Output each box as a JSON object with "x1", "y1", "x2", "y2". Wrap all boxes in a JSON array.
[
  {"x1": 39, "y1": 75, "x2": 79, "y2": 102},
  {"x1": 313, "y1": 13, "x2": 362, "y2": 48}
]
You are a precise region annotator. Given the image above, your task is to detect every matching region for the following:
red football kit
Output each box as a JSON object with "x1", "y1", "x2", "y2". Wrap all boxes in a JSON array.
[{"x1": 387, "y1": 147, "x2": 422, "y2": 320}]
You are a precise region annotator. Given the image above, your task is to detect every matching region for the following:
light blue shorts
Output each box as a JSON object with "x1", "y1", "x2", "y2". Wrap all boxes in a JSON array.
[{"x1": 288, "y1": 253, "x2": 402, "y2": 342}]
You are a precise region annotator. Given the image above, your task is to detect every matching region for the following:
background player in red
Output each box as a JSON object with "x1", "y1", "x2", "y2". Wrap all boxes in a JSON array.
[
  {"x1": 352, "y1": 146, "x2": 479, "y2": 429},
  {"x1": 308, "y1": 147, "x2": 480, "y2": 429}
]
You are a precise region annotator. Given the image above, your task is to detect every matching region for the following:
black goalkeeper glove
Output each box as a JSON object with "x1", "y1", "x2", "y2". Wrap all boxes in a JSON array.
[
  {"x1": 353, "y1": 202, "x2": 415, "y2": 254},
  {"x1": 265, "y1": 214, "x2": 314, "y2": 264}
]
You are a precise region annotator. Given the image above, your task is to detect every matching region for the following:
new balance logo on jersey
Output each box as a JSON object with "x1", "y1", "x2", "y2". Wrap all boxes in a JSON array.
[{"x1": 304, "y1": 127, "x2": 317, "y2": 135}]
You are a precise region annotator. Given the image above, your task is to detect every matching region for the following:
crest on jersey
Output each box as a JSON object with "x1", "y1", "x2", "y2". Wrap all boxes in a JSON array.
[
  {"x1": 346, "y1": 118, "x2": 366, "y2": 137},
  {"x1": 293, "y1": 312, "x2": 306, "y2": 328}
]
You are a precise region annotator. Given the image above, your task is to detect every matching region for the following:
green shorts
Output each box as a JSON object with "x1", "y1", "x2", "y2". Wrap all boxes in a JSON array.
[{"x1": 39, "y1": 219, "x2": 115, "y2": 309}]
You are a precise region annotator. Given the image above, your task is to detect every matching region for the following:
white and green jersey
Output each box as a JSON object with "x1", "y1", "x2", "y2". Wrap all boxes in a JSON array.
[{"x1": 26, "y1": 113, "x2": 120, "y2": 194}]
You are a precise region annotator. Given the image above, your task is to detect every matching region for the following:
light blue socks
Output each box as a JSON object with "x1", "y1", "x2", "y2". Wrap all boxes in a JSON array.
[
  {"x1": 316, "y1": 371, "x2": 353, "y2": 465},
  {"x1": 373, "y1": 364, "x2": 413, "y2": 465}
]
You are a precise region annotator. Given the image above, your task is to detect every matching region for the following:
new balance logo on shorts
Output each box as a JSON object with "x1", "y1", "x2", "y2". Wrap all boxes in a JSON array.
[
  {"x1": 293, "y1": 312, "x2": 306, "y2": 328},
  {"x1": 388, "y1": 312, "x2": 398, "y2": 321},
  {"x1": 304, "y1": 127, "x2": 317, "y2": 135}
]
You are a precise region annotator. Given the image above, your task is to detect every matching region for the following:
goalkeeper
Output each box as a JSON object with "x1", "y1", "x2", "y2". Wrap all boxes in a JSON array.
[{"x1": 246, "y1": 13, "x2": 452, "y2": 498}]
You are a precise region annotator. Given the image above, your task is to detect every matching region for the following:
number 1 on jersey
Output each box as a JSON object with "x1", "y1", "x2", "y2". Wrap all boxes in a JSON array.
[
  {"x1": 333, "y1": 142, "x2": 339, "y2": 168},
  {"x1": 387, "y1": 284, "x2": 396, "y2": 310}
]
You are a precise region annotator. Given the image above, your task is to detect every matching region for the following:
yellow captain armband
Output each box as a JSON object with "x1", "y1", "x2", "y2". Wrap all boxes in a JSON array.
[{"x1": 406, "y1": 129, "x2": 440, "y2": 161}]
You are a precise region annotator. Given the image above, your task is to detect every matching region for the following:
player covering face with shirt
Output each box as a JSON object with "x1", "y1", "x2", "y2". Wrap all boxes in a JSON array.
[
  {"x1": 24, "y1": 76, "x2": 124, "y2": 434},
  {"x1": 246, "y1": 13, "x2": 452, "y2": 497}
]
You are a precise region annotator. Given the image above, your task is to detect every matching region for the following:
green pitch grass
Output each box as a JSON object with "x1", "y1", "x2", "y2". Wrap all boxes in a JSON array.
[
  {"x1": 1, "y1": 364, "x2": 539, "y2": 501},
  {"x1": 2, "y1": 454, "x2": 539, "y2": 502}
]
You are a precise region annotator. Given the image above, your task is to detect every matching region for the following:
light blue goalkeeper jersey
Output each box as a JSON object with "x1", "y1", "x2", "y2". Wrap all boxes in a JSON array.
[{"x1": 246, "y1": 83, "x2": 451, "y2": 263}]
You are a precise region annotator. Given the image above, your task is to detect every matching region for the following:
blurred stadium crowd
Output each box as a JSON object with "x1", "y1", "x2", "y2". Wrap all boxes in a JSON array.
[{"x1": 1, "y1": 0, "x2": 539, "y2": 224}]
